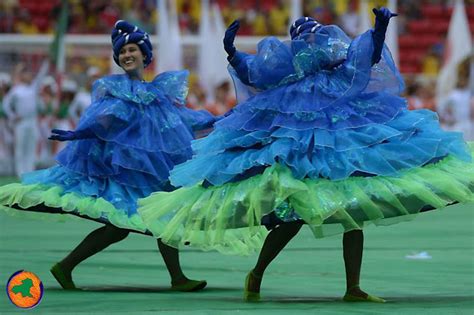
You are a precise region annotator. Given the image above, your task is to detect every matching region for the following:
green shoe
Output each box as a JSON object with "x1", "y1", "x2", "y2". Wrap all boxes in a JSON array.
[
  {"x1": 243, "y1": 271, "x2": 261, "y2": 302},
  {"x1": 50, "y1": 263, "x2": 78, "y2": 290},
  {"x1": 343, "y1": 293, "x2": 386, "y2": 303},
  {"x1": 171, "y1": 279, "x2": 207, "y2": 292}
]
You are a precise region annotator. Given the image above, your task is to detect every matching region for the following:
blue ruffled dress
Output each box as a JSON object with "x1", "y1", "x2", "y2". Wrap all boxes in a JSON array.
[
  {"x1": 0, "y1": 71, "x2": 216, "y2": 233},
  {"x1": 137, "y1": 26, "x2": 474, "y2": 254}
]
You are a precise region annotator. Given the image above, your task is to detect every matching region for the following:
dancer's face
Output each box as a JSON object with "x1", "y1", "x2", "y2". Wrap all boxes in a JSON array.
[{"x1": 118, "y1": 43, "x2": 145, "y2": 73}]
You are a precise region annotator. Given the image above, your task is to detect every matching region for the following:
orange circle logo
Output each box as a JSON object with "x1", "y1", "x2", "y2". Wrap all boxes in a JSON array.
[{"x1": 6, "y1": 270, "x2": 44, "y2": 309}]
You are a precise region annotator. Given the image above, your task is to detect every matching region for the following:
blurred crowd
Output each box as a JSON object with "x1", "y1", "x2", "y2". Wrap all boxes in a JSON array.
[
  {"x1": 2, "y1": 0, "x2": 473, "y2": 75},
  {"x1": 2, "y1": 0, "x2": 472, "y2": 35},
  {"x1": 0, "y1": 0, "x2": 473, "y2": 175}
]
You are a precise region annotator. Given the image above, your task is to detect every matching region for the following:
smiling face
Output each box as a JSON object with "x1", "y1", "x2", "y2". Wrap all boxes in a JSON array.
[{"x1": 118, "y1": 43, "x2": 145, "y2": 79}]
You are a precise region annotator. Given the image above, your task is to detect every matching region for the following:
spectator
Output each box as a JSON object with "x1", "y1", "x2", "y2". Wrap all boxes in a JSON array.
[
  {"x1": 37, "y1": 77, "x2": 58, "y2": 166},
  {"x1": 438, "y1": 73, "x2": 471, "y2": 139},
  {"x1": 15, "y1": 9, "x2": 39, "y2": 34},
  {"x1": 418, "y1": 80, "x2": 437, "y2": 111},
  {"x1": 222, "y1": 0, "x2": 245, "y2": 28},
  {"x1": 3, "y1": 61, "x2": 49, "y2": 176},
  {"x1": 248, "y1": 3, "x2": 268, "y2": 36},
  {"x1": 0, "y1": 72, "x2": 13, "y2": 175},
  {"x1": 0, "y1": 0, "x2": 18, "y2": 33},
  {"x1": 405, "y1": 79, "x2": 423, "y2": 110},
  {"x1": 337, "y1": 0, "x2": 359, "y2": 38},
  {"x1": 269, "y1": 0, "x2": 290, "y2": 35},
  {"x1": 68, "y1": 67, "x2": 101, "y2": 127},
  {"x1": 205, "y1": 81, "x2": 236, "y2": 115},
  {"x1": 52, "y1": 78, "x2": 77, "y2": 154},
  {"x1": 421, "y1": 46, "x2": 442, "y2": 78}
]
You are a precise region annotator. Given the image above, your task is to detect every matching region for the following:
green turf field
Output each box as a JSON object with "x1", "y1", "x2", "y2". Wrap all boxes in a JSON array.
[{"x1": 0, "y1": 176, "x2": 473, "y2": 314}]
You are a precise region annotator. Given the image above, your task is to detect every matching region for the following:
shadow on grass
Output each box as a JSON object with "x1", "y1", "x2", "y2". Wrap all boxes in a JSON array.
[
  {"x1": 251, "y1": 295, "x2": 474, "y2": 304},
  {"x1": 45, "y1": 285, "x2": 241, "y2": 293}
]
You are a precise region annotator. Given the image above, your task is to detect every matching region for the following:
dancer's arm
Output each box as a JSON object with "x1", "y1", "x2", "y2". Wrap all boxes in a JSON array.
[
  {"x1": 2, "y1": 88, "x2": 16, "y2": 120},
  {"x1": 49, "y1": 128, "x2": 95, "y2": 141},
  {"x1": 31, "y1": 60, "x2": 50, "y2": 93},
  {"x1": 176, "y1": 105, "x2": 220, "y2": 131},
  {"x1": 224, "y1": 20, "x2": 254, "y2": 85},
  {"x1": 371, "y1": 7, "x2": 397, "y2": 65}
]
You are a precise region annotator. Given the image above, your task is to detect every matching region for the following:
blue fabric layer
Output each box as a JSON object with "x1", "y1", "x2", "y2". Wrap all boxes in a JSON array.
[
  {"x1": 170, "y1": 29, "x2": 470, "y2": 187},
  {"x1": 22, "y1": 166, "x2": 167, "y2": 214},
  {"x1": 171, "y1": 110, "x2": 471, "y2": 186},
  {"x1": 23, "y1": 71, "x2": 216, "y2": 214}
]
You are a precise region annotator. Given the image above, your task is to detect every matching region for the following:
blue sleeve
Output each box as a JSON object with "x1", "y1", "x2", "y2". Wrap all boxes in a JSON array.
[
  {"x1": 227, "y1": 51, "x2": 254, "y2": 86},
  {"x1": 176, "y1": 106, "x2": 217, "y2": 132},
  {"x1": 371, "y1": 28, "x2": 386, "y2": 65},
  {"x1": 334, "y1": 30, "x2": 404, "y2": 98},
  {"x1": 75, "y1": 79, "x2": 130, "y2": 138}
]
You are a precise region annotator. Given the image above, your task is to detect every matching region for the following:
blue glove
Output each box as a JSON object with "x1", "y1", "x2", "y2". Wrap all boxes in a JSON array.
[
  {"x1": 371, "y1": 7, "x2": 397, "y2": 65},
  {"x1": 49, "y1": 128, "x2": 95, "y2": 141},
  {"x1": 223, "y1": 20, "x2": 240, "y2": 59},
  {"x1": 223, "y1": 20, "x2": 253, "y2": 85}
]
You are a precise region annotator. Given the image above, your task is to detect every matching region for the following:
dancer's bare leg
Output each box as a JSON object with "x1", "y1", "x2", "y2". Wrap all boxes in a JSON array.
[
  {"x1": 247, "y1": 221, "x2": 304, "y2": 294},
  {"x1": 52, "y1": 225, "x2": 129, "y2": 289},
  {"x1": 343, "y1": 229, "x2": 385, "y2": 302},
  {"x1": 157, "y1": 239, "x2": 207, "y2": 291}
]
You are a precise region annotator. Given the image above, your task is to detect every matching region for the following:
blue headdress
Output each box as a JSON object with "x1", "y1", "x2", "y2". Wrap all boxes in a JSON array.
[
  {"x1": 289, "y1": 17, "x2": 323, "y2": 40},
  {"x1": 111, "y1": 20, "x2": 153, "y2": 68}
]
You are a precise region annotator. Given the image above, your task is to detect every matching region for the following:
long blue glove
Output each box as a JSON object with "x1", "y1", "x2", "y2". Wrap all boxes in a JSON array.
[
  {"x1": 371, "y1": 7, "x2": 397, "y2": 65},
  {"x1": 223, "y1": 20, "x2": 253, "y2": 85},
  {"x1": 223, "y1": 20, "x2": 239, "y2": 59},
  {"x1": 49, "y1": 128, "x2": 95, "y2": 141}
]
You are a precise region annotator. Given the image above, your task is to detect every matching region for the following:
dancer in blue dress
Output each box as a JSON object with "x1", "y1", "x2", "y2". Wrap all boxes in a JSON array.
[
  {"x1": 0, "y1": 21, "x2": 216, "y2": 291},
  {"x1": 138, "y1": 8, "x2": 474, "y2": 301}
]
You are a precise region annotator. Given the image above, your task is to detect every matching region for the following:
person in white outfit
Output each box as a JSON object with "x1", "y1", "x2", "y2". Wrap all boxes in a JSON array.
[
  {"x1": 37, "y1": 76, "x2": 58, "y2": 166},
  {"x1": 0, "y1": 72, "x2": 13, "y2": 175},
  {"x1": 438, "y1": 75, "x2": 472, "y2": 140},
  {"x1": 68, "y1": 67, "x2": 100, "y2": 127},
  {"x1": 3, "y1": 61, "x2": 49, "y2": 177},
  {"x1": 52, "y1": 78, "x2": 76, "y2": 154}
]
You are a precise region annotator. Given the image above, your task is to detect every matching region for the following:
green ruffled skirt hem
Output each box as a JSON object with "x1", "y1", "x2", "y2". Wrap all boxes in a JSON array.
[
  {"x1": 138, "y1": 143, "x2": 474, "y2": 255},
  {"x1": 0, "y1": 183, "x2": 148, "y2": 233}
]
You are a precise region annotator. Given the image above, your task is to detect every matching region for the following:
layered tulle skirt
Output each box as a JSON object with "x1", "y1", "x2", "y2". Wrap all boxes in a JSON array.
[{"x1": 139, "y1": 142, "x2": 474, "y2": 255}]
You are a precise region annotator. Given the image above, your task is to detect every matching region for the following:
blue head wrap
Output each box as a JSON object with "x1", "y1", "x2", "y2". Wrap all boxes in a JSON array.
[
  {"x1": 111, "y1": 20, "x2": 153, "y2": 68},
  {"x1": 289, "y1": 17, "x2": 323, "y2": 40}
]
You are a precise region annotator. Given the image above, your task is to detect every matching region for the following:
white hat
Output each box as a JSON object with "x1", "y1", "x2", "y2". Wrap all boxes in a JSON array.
[
  {"x1": 87, "y1": 66, "x2": 100, "y2": 77},
  {"x1": 61, "y1": 79, "x2": 78, "y2": 92},
  {"x1": 42, "y1": 75, "x2": 56, "y2": 87},
  {"x1": 41, "y1": 76, "x2": 58, "y2": 93},
  {"x1": 0, "y1": 72, "x2": 11, "y2": 86}
]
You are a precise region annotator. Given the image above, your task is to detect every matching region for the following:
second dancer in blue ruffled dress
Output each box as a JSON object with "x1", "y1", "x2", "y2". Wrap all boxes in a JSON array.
[{"x1": 138, "y1": 8, "x2": 474, "y2": 301}]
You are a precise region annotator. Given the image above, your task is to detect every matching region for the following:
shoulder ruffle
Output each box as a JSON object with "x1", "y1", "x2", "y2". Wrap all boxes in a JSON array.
[
  {"x1": 152, "y1": 70, "x2": 189, "y2": 106},
  {"x1": 91, "y1": 71, "x2": 189, "y2": 106}
]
